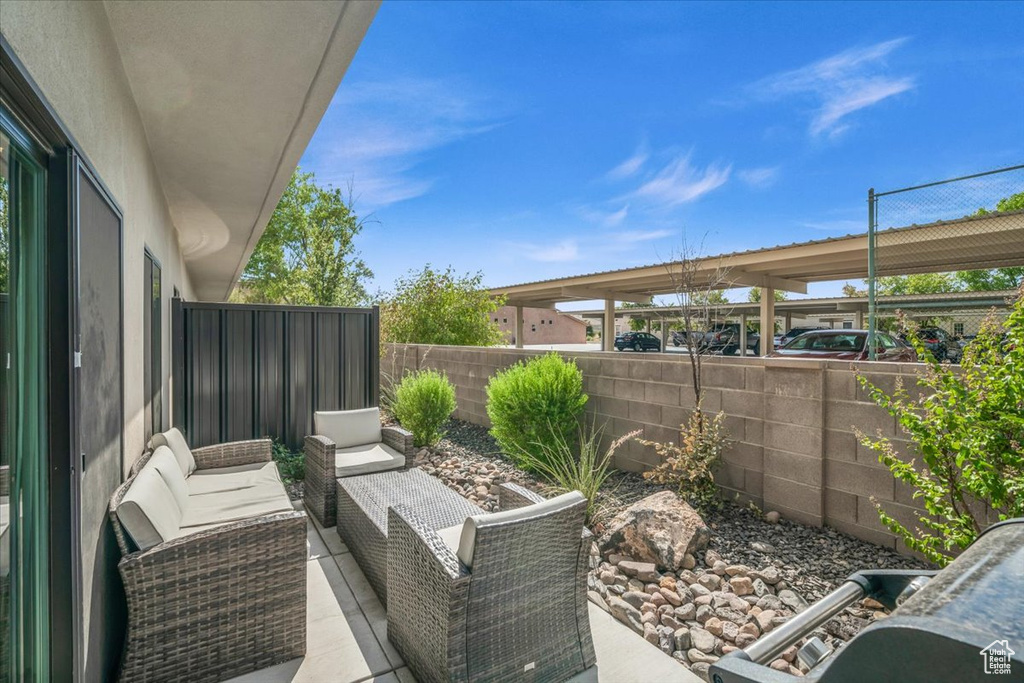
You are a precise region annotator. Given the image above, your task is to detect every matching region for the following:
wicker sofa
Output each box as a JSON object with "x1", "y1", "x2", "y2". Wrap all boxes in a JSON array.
[
  {"x1": 304, "y1": 407, "x2": 415, "y2": 527},
  {"x1": 385, "y1": 482, "x2": 597, "y2": 683},
  {"x1": 109, "y1": 429, "x2": 306, "y2": 683}
]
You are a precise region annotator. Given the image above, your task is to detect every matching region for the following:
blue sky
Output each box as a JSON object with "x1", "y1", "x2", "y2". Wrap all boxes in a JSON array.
[{"x1": 299, "y1": 1, "x2": 1024, "y2": 306}]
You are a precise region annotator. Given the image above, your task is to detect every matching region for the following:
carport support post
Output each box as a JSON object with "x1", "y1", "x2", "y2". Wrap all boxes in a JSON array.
[
  {"x1": 739, "y1": 314, "x2": 748, "y2": 356},
  {"x1": 855, "y1": 309, "x2": 864, "y2": 329},
  {"x1": 759, "y1": 286, "x2": 775, "y2": 356},
  {"x1": 645, "y1": 318, "x2": 651, "y2": 333},
  {"x1": 603, "y1": 299, "x2": 615, "y2": 351},
  {"x1": 784, "y1": 312, "x2": 792, "y2": 333},
  {"x1": 515, "y1": 305, "x2": 524, "y2": 349},
  {"x1": 660, "y1": 319, "x2": 667, "y2": 352}
]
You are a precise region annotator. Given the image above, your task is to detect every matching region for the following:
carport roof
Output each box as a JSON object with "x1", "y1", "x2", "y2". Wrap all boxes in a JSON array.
[{"x1": 489, "y1": 211, "x2": 1024, "y2": 307}]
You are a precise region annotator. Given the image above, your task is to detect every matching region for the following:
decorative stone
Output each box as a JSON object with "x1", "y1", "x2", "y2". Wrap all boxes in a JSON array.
[
  {"x1": 622, "y1": 591, "x2": 648, "y2": 609},
  {"x1": 618, "y1": 560, "x2": 660, "y2": 582},
  {"x1": 643, "y1": 622, "x2": 659, "y2": 645},
  {"x1": 659, "y1": 587, "x2": 682, "y2": 606},
  {"x1": 690, "y1": 583, "x2": 711, "y2": 598},
  {"x1": 694, "y1": 594, "x2": 712, "y2": 606},
  {"x1": 673, "y1": 627, "x2": 691, "y2": 651},
  {"x1": 725, "y1": 564, "x2": 750, "y2": 577},
  {"x1": 782, "y1": 645, "x2": 799, "y2": 663},
  {"x1": 682, "y1": 553, "x2": 696, "y2": 570},
  {"x1": 770, "y1": 659, "x2": 789, "y2": 672},
  {"x1": 659, "y1": 576, "x2": 677, "y2": 591},
  {"x1": 657, "y1": 625, "x2": 675, "y2": 655},
  {"x1": 598, "y1": 492, "x2": 711, "y2": 571},
  {"x1": 765, "y1": 510, "x2": 781, "y2": 524},
  {"x1": 696, "y1": 605, "x2": 714, "y2": 624},
  {"x1": 690, "y1": 627, "x2": 716, "y2": 653},
  {"x1": 751, "y1": 541, "x2": 776, "y2": 554},
  {"x1": 674, "y1": 603, "x2": 697, "y2": 621},
  {"x1": 678, "y1": 570, "x2": 699, "y2": 585},
  {"x1": 650, "y1": 591, "x2": 667, "y2": 608},
  {"x1": 735, "y1": 632, "x2": 757, "y2": 648},
  {"x1": 739, "y1": 622, "x2": 760, "y2": 638},
  {"x1": 627, "y1": 579, "x2": 645, "y2": 593},
  {"x1": 608, "y1": 553, "x2": 629, "y2": 565},
  {"x1": 752, "y1": 566, "x2": 782, "y2": 585},
  {"x1": 698, "y1": 574, "x2": 721, "y2": 591},
  {"x1": 598, "y1": 571, "x2": 617, "y2": 585},
  {"x1": 752, "y1": 578, "x2": 771, "y2": 598},
  {"x1": 756, "y1": 595, "x2": 784, "y2": 612},
  {"x1": 687, "y1": 648, "x2": 719, "y2": 665},
  {"x1": 705, "y1": 549, "x2": 722, "y2": 566},
  {"x1": 640, "y1": 602, "x2": 658, "y2": 616},
  {"x1": 676, "y1": 584, "x2": 694, "y2": 603},
  {"x1": 660, "y1": 614, "x2": 683, "y2": 630},
  {"x1": 720, "y1": 621, "x2": 739, "y2": 642},
  {"x1": 779, "y1": 589, "x2": 809, "y2": 614},
  {"x1": 608, "y1": 596, "x2": 644, "y2": 635},
  {"x1": 690, "y1": 663, "x2": 711, "y2": 680},
  {"x1": 730, "y1": 576, "x2": 754, "y2": 596}
]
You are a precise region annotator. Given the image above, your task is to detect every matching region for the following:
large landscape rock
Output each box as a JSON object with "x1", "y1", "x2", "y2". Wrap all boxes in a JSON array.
[{"x1": 598, "y1": 491, "x2": 711, "y2": 571}]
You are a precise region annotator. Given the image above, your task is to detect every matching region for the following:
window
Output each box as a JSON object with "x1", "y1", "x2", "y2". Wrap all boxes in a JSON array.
[
  {"x1": 540, "y1": 319, "x2": 544, "y2": 324},
  {"x1": 842, "y1": 321, "x2": 853, "y2": 329},
  {"x1": 144, "y1": 250, "x2": 162, "y2": 439},
  {"x1": 549, "y1": 319, "x2": 553, "y2": 325},
  {"x1": 502, "y1": 318, "x2": 507, "y2": 324},
  {"x1": 953, "y1": 322, "x2": 964, "y2": 336},
  {"x1": 493, "y1": 318, "x2": 498, "y2": 322}
]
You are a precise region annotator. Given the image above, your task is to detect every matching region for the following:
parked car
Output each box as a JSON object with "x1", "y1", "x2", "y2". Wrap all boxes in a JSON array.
[
  {"x1": 615, "y1": 331, "x2": 662, "y2": 352},
  {"x1": 777, "y1": 326, "x2": 827, "y2": 349},
  {"x1": 770, "y1": 330, "x2": 917, "y2": 362},
  {"x1": 901, "y1": 327, "x2": 962, "y2": 363},
  {"x1": 699, "y1": 323, "x2": 760, "y2": 355},
  {"x1": 670, "y1": 329, "x2": 703, "y2": 347}
]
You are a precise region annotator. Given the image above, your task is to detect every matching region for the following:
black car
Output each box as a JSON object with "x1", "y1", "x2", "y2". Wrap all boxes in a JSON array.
[
  {"x1": 700, "y1": 323, "x2": 760, "y2": 355},
  {"x1": 615, "y1": 331, "x2": 662, "y2": 352},
  {"x1": 902, "y1": 327, "x2": 962, "y2": 363},
  {"x1": 777, "y1": 326, "x2": 827, "y2": 349}
]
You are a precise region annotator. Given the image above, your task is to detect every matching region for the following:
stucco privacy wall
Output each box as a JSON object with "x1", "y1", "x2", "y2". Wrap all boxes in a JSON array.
[
  {"x1": 3, "y1": 0, "x2": 196, "y2": 470},
  {"x1": 4, "y1": 2, "x2": 196, "y2": 679},
  {"x1": 385, "y1": 344, "x2": 1000, "y2": 556}
]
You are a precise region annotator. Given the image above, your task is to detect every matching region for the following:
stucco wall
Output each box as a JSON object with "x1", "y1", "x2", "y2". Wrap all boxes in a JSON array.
[
  {"x1": 492, "y1": 306, "x2": 588, "y2": 345},
  {"x1": 385, "y1": 344, "x2": 999, "y2": 557},
  {"x1": 3, "y1": 2, "x2": 198, "y2": 679},
  {"x1": 3, "y1": 0, "x2": 196, "y2": 470}
]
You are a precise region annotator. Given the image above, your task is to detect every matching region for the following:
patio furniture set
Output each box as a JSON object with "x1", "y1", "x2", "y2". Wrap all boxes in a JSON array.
[{"x1": 107, "y1": 407, "x2": 596, "y2": 683}]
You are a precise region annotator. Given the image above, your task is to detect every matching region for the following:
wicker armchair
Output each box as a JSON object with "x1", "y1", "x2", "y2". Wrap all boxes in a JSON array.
[
  {"x1": 304, "y1": 407, "x2": 414, "y2": 527},
  {"x1": 109, "y1": 438, "x2": 306, "y2": 683},
  {"x1": 386, "y1": 483, "x2": 597, "y2": 683}
]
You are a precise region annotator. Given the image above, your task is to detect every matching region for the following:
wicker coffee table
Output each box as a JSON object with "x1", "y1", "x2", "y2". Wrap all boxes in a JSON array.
[{"x1": 336, "y1": 468, "x2": 481, "y2": 605}]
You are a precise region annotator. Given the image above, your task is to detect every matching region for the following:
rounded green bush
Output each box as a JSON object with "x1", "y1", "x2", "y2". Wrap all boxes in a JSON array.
[
  {"x1": 485, "y1": 352, "x2": 588, "y2": 471},
  {"x1": 393, "y1": 369, "x2": 457, "y2": 447}
]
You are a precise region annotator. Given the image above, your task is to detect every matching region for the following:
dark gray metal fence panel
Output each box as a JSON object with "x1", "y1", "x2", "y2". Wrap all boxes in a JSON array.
[{"x1": 174, "y1": 299, "x2": 379, "y2": 450}]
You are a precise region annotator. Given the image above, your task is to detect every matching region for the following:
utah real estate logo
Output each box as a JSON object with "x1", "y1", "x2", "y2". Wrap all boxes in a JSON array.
[{"x1": 980, "y1": 640, "x2": 1014, "y2": 675}]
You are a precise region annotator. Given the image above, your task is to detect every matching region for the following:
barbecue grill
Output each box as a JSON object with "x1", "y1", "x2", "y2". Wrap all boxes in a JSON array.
[{"x1": 710, "y1": 518, "x2": 1024, "y2": 683}]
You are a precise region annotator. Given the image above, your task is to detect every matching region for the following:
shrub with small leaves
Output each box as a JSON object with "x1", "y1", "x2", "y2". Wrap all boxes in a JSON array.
[
  {"x1": 272, "y1": 441, "x2": 304, "y2": 484},
  {"x1": 393, "y1": 369, "x2": 457, "y2": 447},
  {"x1": 638, "y1": 408, "x2": 729, "y2": 509},
  {"x1": 485, "y1": 352, "x2": 588, "y2": 472},
  {"x1": 857, "y1": 286, "x2": 1024, "y2": 567}
]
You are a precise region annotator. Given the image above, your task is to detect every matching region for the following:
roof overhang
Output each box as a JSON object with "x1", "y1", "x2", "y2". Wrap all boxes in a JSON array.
[
  {"x1": 103, "y1": 0, "x2": 379, "y2": 300},
  {"x1": 490, "y1": 211, "x2": 1024, "y2": 306}
]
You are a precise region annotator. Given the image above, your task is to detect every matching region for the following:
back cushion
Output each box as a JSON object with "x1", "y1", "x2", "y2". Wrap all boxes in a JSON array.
[
  {"x1": 315, "y1": 408, "x2": 382, "y2": 449},
  {"x1": 147, "y1": 446, "x2": 190, "y2": 512},
  {"x1": 117, "y1": 467, "x2": 183, "y2": 551},
  {"x1": 148, "y1": 428, "x2": 196, "y2": 476},
  {"x1": 457, "y1": 491, "x2": 586, "y2": 568}
]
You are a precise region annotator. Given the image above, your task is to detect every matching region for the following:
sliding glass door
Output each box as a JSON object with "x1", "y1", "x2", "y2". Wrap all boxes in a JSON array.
[{"x1": 1, "y1": 115, "x2": 51, "y2": 680}]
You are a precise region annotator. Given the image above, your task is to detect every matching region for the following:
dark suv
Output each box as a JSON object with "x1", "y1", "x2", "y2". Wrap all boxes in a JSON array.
[
  {"x1": 777, "y1": 326, "x2": 827, "y2": 349},
  {"x1": 615, "y1": 331, "x2": 662, "y2": 352},
  {"x1": 700, "y1": 324, "x2": 760, "y2": 355},
  {"x1": 903, "y1": 327, "x2": 962, "y2": 363}
]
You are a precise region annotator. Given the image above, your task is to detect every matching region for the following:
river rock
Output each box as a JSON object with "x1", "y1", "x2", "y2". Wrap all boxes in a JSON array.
[
  {"x1": 598, "y1": 491, "x2": 711, "y2": 571},
  {"x1": 690, "y1": 627, "x2": 716, "y2": 653}
]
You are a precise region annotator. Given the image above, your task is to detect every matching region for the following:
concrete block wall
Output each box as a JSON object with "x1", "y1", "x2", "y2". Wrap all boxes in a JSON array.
[{"x1": 384, "y1": 343, "x2": 942, "y2": 554}]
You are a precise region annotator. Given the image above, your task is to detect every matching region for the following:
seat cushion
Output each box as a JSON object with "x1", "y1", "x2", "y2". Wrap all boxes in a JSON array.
[
  {"x1": 186, "y1": 461, "x2": 282, "y2": 496},
  {"x1": 179, "y1": 481, "x2": 294, "y2": 529},
  {"x1": 148, "y1": 427, "x2": 197, "y2": 477},
  {"x1": 117, "y1": 467, "x2": 184, "y2": 551},
  {"x1": 147, "y1": 446, "x2": 190, "y2": 512},
  {"x1": 456, "y1": 491, "x2": 586, "y2": 568},
  {"x1": 436, "y1": 523, "x2": 464, "y2": 560},
  {"x1": 315, "y1": 408, "x2": 382, "y2": 449},
  {"x1": 334, "y1": 442, "x2": 405, "y2": 478}
]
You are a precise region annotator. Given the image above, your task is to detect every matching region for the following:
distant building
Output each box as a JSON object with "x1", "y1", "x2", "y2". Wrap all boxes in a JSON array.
[{"x1": 491, "y1": 306, "x2": 588, "y2": 345}]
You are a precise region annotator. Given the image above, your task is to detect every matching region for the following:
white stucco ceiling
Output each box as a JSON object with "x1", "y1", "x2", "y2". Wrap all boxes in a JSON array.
[{"x1": 103, "y1": 0, "x2": 379, "y2": 301}]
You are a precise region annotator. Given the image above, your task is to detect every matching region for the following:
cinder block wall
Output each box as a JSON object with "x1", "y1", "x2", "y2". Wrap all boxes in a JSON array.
[{"x1": 384, "y1": 344, "x2": 985, "y2": 555}]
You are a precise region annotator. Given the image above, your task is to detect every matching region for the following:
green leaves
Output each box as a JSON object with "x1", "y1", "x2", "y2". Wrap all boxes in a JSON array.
[
  {"x1": 393, "y1": 369, "x2": 457, "y2": 447},
  {"x1": 233, "y1": 168, "x2": 372, "y2": 306},
  {"x1": 857, "y1": 286, "x2": 1024, "y2": 566},
  {"x1": 379, "y1": 265, "x2": 505, "y2": 347}
]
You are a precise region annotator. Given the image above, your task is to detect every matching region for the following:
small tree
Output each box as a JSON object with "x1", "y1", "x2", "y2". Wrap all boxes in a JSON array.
[
  {"x1": 747, "y1": 287, "x2": 787, "y2": 303},
  {"x1": 233, "y1": 168, "x2": 372, "y2": 306},
  {"x1": 857, "y1": 285, "x2": 1024, "y2": 566},
  {"x1": 380, "y1": 266, "x2": 505, "y2": 346}
]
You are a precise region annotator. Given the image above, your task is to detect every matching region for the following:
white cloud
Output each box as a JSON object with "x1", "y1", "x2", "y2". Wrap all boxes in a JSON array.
[
  {"x1": 631, "y1": 153, "x2": 731, "y2": 207},
  {"x1": 748, "y1": 38, "x2": 914, "y2": 138},
  {"x1": 577, "y1": 204, "x2": 630, "y2": 227},
  {"x1": 510, "y1": 239, "x2": 581, "y2": 262},
  {"x1": 738, "y1": 166, "x2": 780, "y2": 188},
  {"x1": 306, "y1": 76, "x2": 506, "y2": 209},
  {"x1": 613, "y1": 229, "x2": 673, "y2": 243},
  {"x1": 607, "y1": 144, "x2": 649, "y2": 180}
]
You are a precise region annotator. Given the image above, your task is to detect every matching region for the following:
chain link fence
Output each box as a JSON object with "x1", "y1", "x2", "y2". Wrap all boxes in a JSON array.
[{"x1": 867, "y1": 165, "x2": 1024, "y2": 360}]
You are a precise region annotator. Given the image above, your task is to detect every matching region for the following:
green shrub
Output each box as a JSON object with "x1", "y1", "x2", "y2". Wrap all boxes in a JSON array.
[
  {"x1": 393, "y1": 369, "x2": 457, "y2": 447},
  {"x1": 517, "y1": 423, "x2": 637, "y2": 525},
  {"x1": 638, "y1": 408, "x2": 729, "y2": 510},
  {"x1": 857, "y1": 288, "x2": 1024, "y2": 567},
  {"x1": 272, "y1": 441, "x2": 304, "y2": 484},
  {"x1": 485, "y1": 352, "x2": 588, "y2": 471}
]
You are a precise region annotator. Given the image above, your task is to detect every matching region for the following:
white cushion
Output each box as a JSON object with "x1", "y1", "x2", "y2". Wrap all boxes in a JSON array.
[
  {"x1": 148, "y1": 428, "x2": 196, "y2": 476},
  {"x1": 436, "y1": 524, "x2": 463, "y2": 559},
  {"x1": 117, "y1": 467, "x2": 183, "y2": 550},
  {"x1": 179, "y1": 481, "x2": 294, "y2": 529},
  {"x1": 145, "y1": 446, "x2": 190, "y2": 512},
  {"x1": 315, "y1": 408, "x2": 382, "y2": 449},
  {"x1": 333, "y1": 442, "x2": 405, "y2": 478},
  {"x1": 456, "y1": 491, "x2": 586, "y2": 568},
  {"x1": 186, "y1": 461, "x2": 282, "y2": 496}
]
